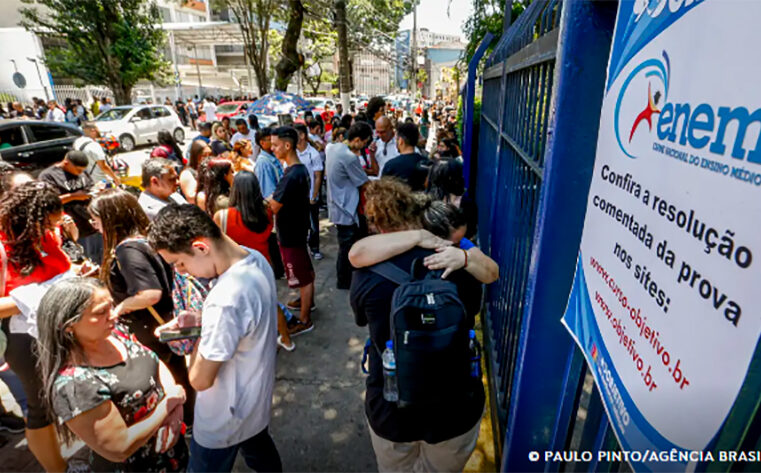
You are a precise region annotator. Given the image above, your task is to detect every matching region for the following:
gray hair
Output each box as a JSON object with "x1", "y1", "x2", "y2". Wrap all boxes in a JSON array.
[
  {"x1": 141, "y1": 158, "x2": 175, "y2": 188},
  {"x1": 35, "y1": 277, "x2": 104, "y2": 443}
]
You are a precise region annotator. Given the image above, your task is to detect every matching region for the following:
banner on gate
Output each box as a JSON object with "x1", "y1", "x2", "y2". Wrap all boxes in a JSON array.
[{"x1": 562, "y1": 0, "x2": 761, "y2": 470}]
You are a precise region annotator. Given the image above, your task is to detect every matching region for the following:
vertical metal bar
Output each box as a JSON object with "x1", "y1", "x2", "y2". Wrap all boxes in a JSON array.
[
  {"x1": 462, "y1": 33, "x2": 494, "y2": 192},
  {"x1": 501, "y1": 0, "x2": 617, "y2": 470}
]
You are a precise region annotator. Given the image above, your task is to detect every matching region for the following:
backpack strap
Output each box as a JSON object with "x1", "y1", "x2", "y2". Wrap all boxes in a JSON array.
[{"x1": 369, "y1": 261, "x2": 413, "y2": 286}]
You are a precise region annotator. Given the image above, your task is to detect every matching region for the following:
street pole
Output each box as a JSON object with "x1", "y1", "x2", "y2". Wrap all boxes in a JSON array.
[
  {"x1": 334, "y1": 0, "x2": 351, "y2": 112},
  {"x1": 410, "y1": 3, "x2": 417, "y2": 97},
  {"x1": 193, "y1": 44, "x2": 203, "y2": 97},
  {"x1": 169, "y1": 32, "x2": 181, "y2": 101}
]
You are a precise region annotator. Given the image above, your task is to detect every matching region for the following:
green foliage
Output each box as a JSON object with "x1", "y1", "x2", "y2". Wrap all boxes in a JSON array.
[
  {"x1": 20, "y1": 0, "x2": 171, "y2": 104},
  {"x1": 301, "y1": 15, "x2": 338, "y2": 95},
  {"x1": 462, "y1": 0, "x2": 528, "y2": 66}
]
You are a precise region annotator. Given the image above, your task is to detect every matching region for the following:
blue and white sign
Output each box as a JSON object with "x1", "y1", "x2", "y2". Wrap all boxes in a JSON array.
[{"x1": 562, "y1": 0, "x2": 761, "y2": 470}]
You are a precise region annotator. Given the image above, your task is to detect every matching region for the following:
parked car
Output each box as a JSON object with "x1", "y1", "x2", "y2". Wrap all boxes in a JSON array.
[
  {"x1": 94, "y1": 105, "x2": 185, "y2": 152},
  {"x1": 0, "y1": 120, "x2": 82, "y2": 174},
  {"x1": 201, "y1": 101, "x2": 252, "y2": 122}
]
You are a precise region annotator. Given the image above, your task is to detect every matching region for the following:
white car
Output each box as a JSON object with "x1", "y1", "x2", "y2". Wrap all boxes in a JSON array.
[
  {"x1": 307, "y1": 97, "x2": 336, "y2": 110},
  {"x1": 94, "y1": 105, "x2": 185, "y2": 152}
]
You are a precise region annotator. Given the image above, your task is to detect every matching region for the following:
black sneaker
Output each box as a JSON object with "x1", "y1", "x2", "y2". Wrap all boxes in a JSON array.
[{"x1": 0, "y1": 413, "x2": 25, "y2": 434}]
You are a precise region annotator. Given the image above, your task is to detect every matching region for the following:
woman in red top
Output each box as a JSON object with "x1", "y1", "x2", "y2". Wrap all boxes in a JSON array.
[
  {"x1": 0, "y1": 181, "x2": 73, "y2": 472},
  {"x1": 213, "y1": 171, "x2": 295, "y2": 350}
]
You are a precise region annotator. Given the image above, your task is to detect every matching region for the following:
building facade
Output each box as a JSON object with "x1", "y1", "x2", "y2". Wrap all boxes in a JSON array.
[{"x1": 352, "y1": 51, "x2": 392, "y2": 96}]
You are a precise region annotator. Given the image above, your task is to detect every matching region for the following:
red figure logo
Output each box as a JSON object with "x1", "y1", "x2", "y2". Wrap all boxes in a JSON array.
[{"x1": 629, "y1": 83, "x2": 661, "y2": 142}]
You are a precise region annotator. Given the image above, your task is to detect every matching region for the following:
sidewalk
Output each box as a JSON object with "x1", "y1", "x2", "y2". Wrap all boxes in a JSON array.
[{"x1": 0, "y1": 220, "x2": 377, "y2": 472}]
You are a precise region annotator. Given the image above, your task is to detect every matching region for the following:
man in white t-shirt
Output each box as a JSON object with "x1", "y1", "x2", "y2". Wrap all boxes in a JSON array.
[
  {"x1": 73, "y1": 123, "x2": 121, "y2": 185},
  {"x1": 369, "y1": 115, "x2": 398, "y2": 176},
  {"x1": 148, "y1": 204, "x2": 281, "y2": 473},
  {"x1": 230, "y1": 118, "x2": 257, "y2": 146},
  {"x1": 46, "y1": 100, "x2": 65, "y2": 122},
  {"x1": 295, "y1": 123, "x2": 324, "y2": 260},
  {"x1": 202, "y1": 98, "x2": 217, "y2": 122}
]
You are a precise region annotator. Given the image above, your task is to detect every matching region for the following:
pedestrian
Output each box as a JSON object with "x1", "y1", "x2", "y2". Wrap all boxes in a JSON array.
[
  {"x1": 75, "y1": 99, "x2": 88, "y2": 122},
  {"x1": 222, "y1": 116, "x2": 233, "y2": 138},
  {"x1": 212, "y1": 171, "x2": 295, "y2": 351},
  {"x1": 147, "y1": 205, "x2": 283, "y2": 473},
  {"x1": 269, "y1": 126, "x2": 315, "y2": 334},
  {"x1": 349, "y1": 200, "x2": 498, "y2": 284},
  {"x1": 175, "y1": 98, "x2": 189, "y2": 126},
  {"x1": 253, "y1": 127, "x2": 286, "y2": 279},
  {"x1": 210, "y1": 122, "x2": 232, "y2": 157},
  {"x1": 187, "y1": 97, "x2": 198, "y2": 130},
  {"x1": 180, "y1": 140, "x2": 212, "y2": 202},
  {"x1": 100, "y1": 97, "x2": 113, "y2": 114},
  {"x1": 88, "y1": 188, "x2": 195, "y2": 424},
  {"x1": 0, "y1": 182, "x2": 77, "y2": 473},
  {"x1": 195, "y1": 157, "x2": 232, "y2": 216},
  {"x1": 366, "y1": 97, "x2": 386, "y2": 128},
  {"x1": 427, "y1": 159, "x2": 478, "y2": 239},
  {"x1": 325, "y1": 121, "x2": 372, "y2": 289},
  {"x1": 150, "y1": 130, "x2": 184, "y2": 166},
  {"x1": 74, "y1": 123, "x2": 122, "y2": 186},
  {"x1": 382, "y1": 123, "x2": 431, "y2": 191},
  {"x1": 91, "y1": 96, "x2": 101, "y2": 117},
  {"x1": 46, "y1": 100, "x2": 65, "y2": 122},
  {"x1": 231, "y1": 139, "x2": 255, "y2": 173},
  {"x1": 201, "y1": 97, "x2": 217, "y2": 123},
  {"x1": 350, "y1": 178, "x2": 485, "y2": 473},
  {"x1": 38, "y1": 150, "x2": 104, "y2": 264},
  {"x1": 370, "y1": 116, "x2": 399, "y2": 176},
  {"x1": 138, "y1": 158, "x2": 187, "y2": 220},
  {"x1": 294, "y1": 124, "x2": 324, "y2": 260},
  {"x1": 230, "y1": 118, "x2": 256, "y2": 146},
  {"x1": 36, "y1": 277, "x2": 189, "y2": 472}
]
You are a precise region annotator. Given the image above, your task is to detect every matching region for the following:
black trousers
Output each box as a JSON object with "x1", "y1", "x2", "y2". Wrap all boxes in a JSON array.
[
  {"x1": 336, "y1": 222, "x2": 363, "y2": 289},
  {"x1": 308, "y1": 202, "x2": 320, "y2": 253}
]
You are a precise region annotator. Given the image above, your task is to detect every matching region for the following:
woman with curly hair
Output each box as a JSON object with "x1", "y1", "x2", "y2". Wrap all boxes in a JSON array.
[
  {"x1": 0, "y1": 181, "x2": 79, "y2": 472},
  {"x1": 348, "y1": 178, "x2": 486, "y2": 472},
  {"x1": 231, "y1": 139, "x2": 255, "y2": 173},
  {"x1": 195, "y1": 157, "x2": 233, "y2": 217},
  {"x1": 88, "y1": 188, "x2": 194, "y2": 424}
]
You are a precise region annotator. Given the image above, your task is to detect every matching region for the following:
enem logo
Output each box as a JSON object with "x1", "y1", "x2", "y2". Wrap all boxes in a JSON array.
[
  {"x1": 614, "y1": 51, "x2": 670, "y2": 159},
  {"x1": 615, "y1": 51, "x2": 761, "y2": 165}
]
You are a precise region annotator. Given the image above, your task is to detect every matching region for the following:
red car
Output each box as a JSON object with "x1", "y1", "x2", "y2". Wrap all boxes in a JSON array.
[{"x1": 199, "y1": 101, "x2": 252, "y2": 121}]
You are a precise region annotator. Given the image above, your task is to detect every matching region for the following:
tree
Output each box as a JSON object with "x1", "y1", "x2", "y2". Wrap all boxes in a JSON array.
[
  {"x1": 301, "y1": 17, "x2": 338, "y2": 96},
  {"x1": 462, "y1": 0, "x2": 528, "y2": 65},
  {"x1": 274, "y1": 0, "x2": 305, "y2": 91},
  {"x1": 20, "y1": 0, "x2": 170, "y2": 105},
  {"x1": 333, "y1": 0, "x2": 351, "y2": 109},
  {"x1": 213, "y1": 0, "x2": 278, "y2": 96}
]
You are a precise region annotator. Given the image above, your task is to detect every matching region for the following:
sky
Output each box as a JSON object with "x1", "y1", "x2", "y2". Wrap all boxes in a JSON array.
[{"x1": 398, "y1": 0, "x2": 474, "y2": 41}]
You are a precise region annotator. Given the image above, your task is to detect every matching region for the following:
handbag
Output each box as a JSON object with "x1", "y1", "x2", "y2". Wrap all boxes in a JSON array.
[
  {"x1": 60, "y1": 224, "x2": 86, "y2": 264},
  {"x1": 164, "y1": 272, "x2": 208, "y2": 356}
]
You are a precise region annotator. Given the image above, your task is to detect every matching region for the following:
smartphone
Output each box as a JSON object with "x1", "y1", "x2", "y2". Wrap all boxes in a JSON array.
[{"x1": 158, "y1": 326, "x2": 201, "y2": 343}]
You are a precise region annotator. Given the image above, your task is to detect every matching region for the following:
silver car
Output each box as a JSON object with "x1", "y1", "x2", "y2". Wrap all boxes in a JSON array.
[{"x1": 94, "y1": 105, "x2": 185, "y2": 152}]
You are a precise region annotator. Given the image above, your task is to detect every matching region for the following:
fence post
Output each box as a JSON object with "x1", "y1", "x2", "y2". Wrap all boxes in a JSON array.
[
  {"x1": 500, "y1": 0, "x2": 617, "y2": 471},
  {"x1": 462, "y1": 32, "x2": 493, "y2": 194}
]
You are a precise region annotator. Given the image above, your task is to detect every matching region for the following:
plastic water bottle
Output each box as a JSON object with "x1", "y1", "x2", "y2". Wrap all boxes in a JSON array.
[
  {"x1": 469, "y1": 330, "x2": 482, "y2": 379},
  {"x1": 382, "y1": 340, "x2": 399, "y2": 402}
]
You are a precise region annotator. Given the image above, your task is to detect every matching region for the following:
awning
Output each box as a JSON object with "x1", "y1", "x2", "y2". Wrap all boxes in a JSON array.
[{"x1": 162, "y1": 21, "x2": 244, "y2": 46}]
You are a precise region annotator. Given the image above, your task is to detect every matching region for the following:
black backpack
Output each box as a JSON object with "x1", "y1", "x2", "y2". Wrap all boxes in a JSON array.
[{"x1": 370, "y1": 260, "x2": 471, "y2": 407}]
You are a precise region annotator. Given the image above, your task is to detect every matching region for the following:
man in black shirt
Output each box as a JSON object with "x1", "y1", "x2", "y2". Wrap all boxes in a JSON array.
[
  {"x1": 269, "y1": 126, "x2": 315, "y2": 335},
  {"x1": 39, "y1": 150, "x2": 102, "y2": 263},
  {"x1": 382, "y1": 123, "x2": 431, "y2": 191}
]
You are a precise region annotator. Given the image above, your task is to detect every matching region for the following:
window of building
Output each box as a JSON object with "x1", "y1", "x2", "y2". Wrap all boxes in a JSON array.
[{"x1": 160, "y1": 6, "x2": 172, "y2": 22}]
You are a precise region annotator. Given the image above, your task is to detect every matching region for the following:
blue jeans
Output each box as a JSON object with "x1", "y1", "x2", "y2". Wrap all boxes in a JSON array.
[{"x1": 188, "y1": 427, "x2": 282, "y2": 472}]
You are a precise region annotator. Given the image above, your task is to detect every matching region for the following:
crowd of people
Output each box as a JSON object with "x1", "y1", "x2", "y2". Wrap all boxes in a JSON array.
[{"x1": 0, "y1": 93, "x2": 498, "y2": 473}]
